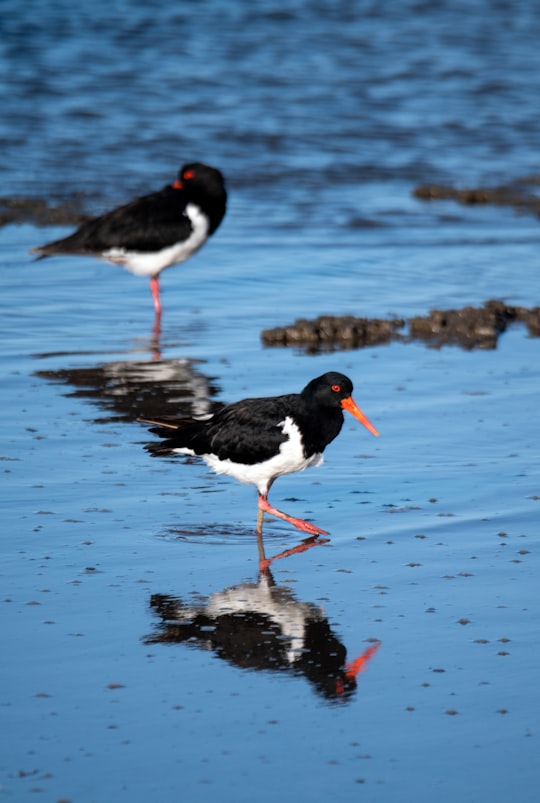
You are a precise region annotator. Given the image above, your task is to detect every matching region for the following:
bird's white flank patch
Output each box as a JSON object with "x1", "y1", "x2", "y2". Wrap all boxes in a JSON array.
[
  {"x1": 102, "y1": 203, "x2": 209, "y2": 276},
  {"x1": 174, "y1": 416, "x2": 324, "y2": 495}
]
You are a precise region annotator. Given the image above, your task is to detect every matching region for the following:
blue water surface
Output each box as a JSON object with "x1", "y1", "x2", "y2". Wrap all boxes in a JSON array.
[{"x1": 1, "y1": 1, "x2": 540, "y2": 801}]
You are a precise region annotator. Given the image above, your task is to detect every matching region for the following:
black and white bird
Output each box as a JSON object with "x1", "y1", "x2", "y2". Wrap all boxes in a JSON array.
[
  {"x1": 30, "y1": 162, "x2": 227, "y2": 316},
  {"x1": 142, "y1": 371, "x2": 379, "y2": 535}
]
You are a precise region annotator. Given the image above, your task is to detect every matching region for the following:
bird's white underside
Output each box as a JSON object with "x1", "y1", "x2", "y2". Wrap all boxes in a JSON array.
[
  {"x1": 102, "y1": 203, "x2": 209, "y2": 276},
  {"x1": 205, "y1": 577, "x2": 323, "y2": 663},
  {"x1": 172, "y1": 416, "x2": 323, "y2": 495},
  {"x1": 167, "y1": 574, "x2": 324, "y2": 664}
]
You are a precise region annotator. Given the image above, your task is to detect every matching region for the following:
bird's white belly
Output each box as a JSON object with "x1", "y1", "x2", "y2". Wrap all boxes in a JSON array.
[
  {"x1": 175, "y1": 416, "x2": 323, "y2": 495},
  {"x1": 102, "y1": 203, "x2": 209, "y2": 277}
]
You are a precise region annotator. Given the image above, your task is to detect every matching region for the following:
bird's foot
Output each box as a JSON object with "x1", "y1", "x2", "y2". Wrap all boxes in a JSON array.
[
  {"x1": 257, "y1": 496, "x2": 329, "y2": 536},
  {"x1": 286, "y1": 516, "x2": 329, "y2": 536}
]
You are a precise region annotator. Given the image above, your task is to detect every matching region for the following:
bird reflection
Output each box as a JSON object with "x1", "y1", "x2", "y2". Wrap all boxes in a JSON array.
[
  {"x1": 34, "y1": 355, "x2": 220, "y2": 424},
  {"x1": 144, "y1": 537, "x2": 380, "y2": 702}
]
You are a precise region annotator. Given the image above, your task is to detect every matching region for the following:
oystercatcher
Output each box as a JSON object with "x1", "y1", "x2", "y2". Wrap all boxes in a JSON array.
[
  {"x1": 142, "y1": 371, "x2": 379, "y2": 535},
  {"x1": 30, "y1": 162, "x2": 227, "y2": 315}
]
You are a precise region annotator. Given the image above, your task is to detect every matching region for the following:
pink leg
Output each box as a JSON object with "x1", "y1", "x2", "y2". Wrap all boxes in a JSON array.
[
  {"x1": 149, "y1": 276, "x2": 162, "y2": 316},
  {"x1": 257, "y1": 494, "x2": 329, "y2": 536}
]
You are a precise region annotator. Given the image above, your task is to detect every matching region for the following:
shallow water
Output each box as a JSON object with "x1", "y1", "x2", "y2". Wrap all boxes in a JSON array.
[{"x1": 2, "y1": 1, "x2": 540, "y2": 801}]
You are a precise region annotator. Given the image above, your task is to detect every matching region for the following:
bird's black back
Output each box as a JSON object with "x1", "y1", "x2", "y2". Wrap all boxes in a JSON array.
[
  {"x1": 146, "y1": 377, "x2": 348, "y2": 465},
  {"x1": 32, "y1": 162, "x2": 227, "y2": 256},
  {"x1": 37, "y1": 187, "x2": 194, "y2": 254}
]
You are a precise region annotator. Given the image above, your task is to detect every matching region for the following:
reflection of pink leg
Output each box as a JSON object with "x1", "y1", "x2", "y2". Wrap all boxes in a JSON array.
[
  {"x1": 149, "y1": 276, "x2": 162, "y2": 316},
  {"x1": 257, "y1": 494, "x2": 329, "y2": 536},
  {"x1": 259, "y1": 535, "x2": 330, "y2": 573}
]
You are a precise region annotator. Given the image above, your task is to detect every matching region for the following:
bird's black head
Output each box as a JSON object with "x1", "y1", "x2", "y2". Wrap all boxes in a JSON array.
[
  {"x1": 302, "y1": 372, "x2": 354, "y2": 408},
  {"x1": 176, "y1": 162, "x2": 226, "y2": 197},
  {"x1": 302, "y1": 372, "x2": 379, "y2": 437},
  {"x1": 173, "y1": 162, "x2": 227, "y2": 234}
]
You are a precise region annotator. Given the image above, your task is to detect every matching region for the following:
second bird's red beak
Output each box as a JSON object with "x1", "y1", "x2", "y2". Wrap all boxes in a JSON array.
[{"x1": 341, "y1": 396, "x2": 379, "y2": 437}]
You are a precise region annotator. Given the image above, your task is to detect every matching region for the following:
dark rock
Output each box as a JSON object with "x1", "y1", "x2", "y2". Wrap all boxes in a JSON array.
[
  {"x1": 261, "y1": 315, "x2": 405, "y2": 352},
  {"x1": 0, "y1": 197, "x2": 88, "y2": 228},
  {"x1": 524, "y1": 307, "x2": 540, "y2": 336},
  {"x1": 409, "y1": 300, "x2": 518, "y2": 350},
  {"x1": 261, "y1": 301, "x2": 540, "y2": 353},
  {"x1": 413, "y1": 175, "x2": 540, "y2": 218}
]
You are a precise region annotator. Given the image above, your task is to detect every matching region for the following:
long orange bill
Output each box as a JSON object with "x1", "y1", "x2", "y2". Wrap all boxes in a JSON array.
[{"x1": 341, "y1": 396, "x2": 379, "y2": 437}]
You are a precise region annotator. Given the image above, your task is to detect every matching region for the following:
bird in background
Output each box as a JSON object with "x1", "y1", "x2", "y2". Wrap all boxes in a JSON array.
[
  {"x1": 142, "y1": 371, "x2": 379, "y2": 536},
  {"x1": 31, "y1": 162, "x2": 227, "y2": 317}
]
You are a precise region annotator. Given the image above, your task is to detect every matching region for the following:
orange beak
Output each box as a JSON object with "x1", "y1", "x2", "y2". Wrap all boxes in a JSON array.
[
  {"x1": 341, "y1": 396, "x2": 379, "y2": 437},
  {"x1": 172, "y1": 180, "x2": 183, "y2": 189}
]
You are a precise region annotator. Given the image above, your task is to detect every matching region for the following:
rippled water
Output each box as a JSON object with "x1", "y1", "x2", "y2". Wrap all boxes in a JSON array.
[{"x1": 1, "y1": 1, "x2": 540, "y2": 801}]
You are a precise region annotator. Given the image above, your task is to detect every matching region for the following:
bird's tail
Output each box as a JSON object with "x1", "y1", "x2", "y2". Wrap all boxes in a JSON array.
[
  {"x1": 138, "y1": 416, "x2": 199, "y2": 457},
  {"x1": 29, "y1": 248, "x2": 49, "y2": 260}
]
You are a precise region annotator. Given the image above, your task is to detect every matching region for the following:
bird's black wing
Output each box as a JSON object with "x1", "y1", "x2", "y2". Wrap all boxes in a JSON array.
[
  {"x1": 145, "y1": 394, "x2": 305, "y2": 465},
  {"x1": 205, "y1": 396, "x2": 303, "y2": 465},
  {"x1": 33, "y1": 186, "x2": 194, "y2": 255}
]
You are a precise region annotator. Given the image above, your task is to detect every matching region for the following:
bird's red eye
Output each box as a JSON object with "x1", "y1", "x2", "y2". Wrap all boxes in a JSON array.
[
  {"x1": 183, "y1": 169, "x2": 195, "y2": 180},
  {"x1": 331, "y1": 384, "x2": 341, "y2": 392}
]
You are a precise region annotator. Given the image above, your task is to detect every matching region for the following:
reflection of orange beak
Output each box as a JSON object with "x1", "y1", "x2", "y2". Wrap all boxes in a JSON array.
[{"x1": 341, "y1": 396, "x2": 379, "y2": 437}]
